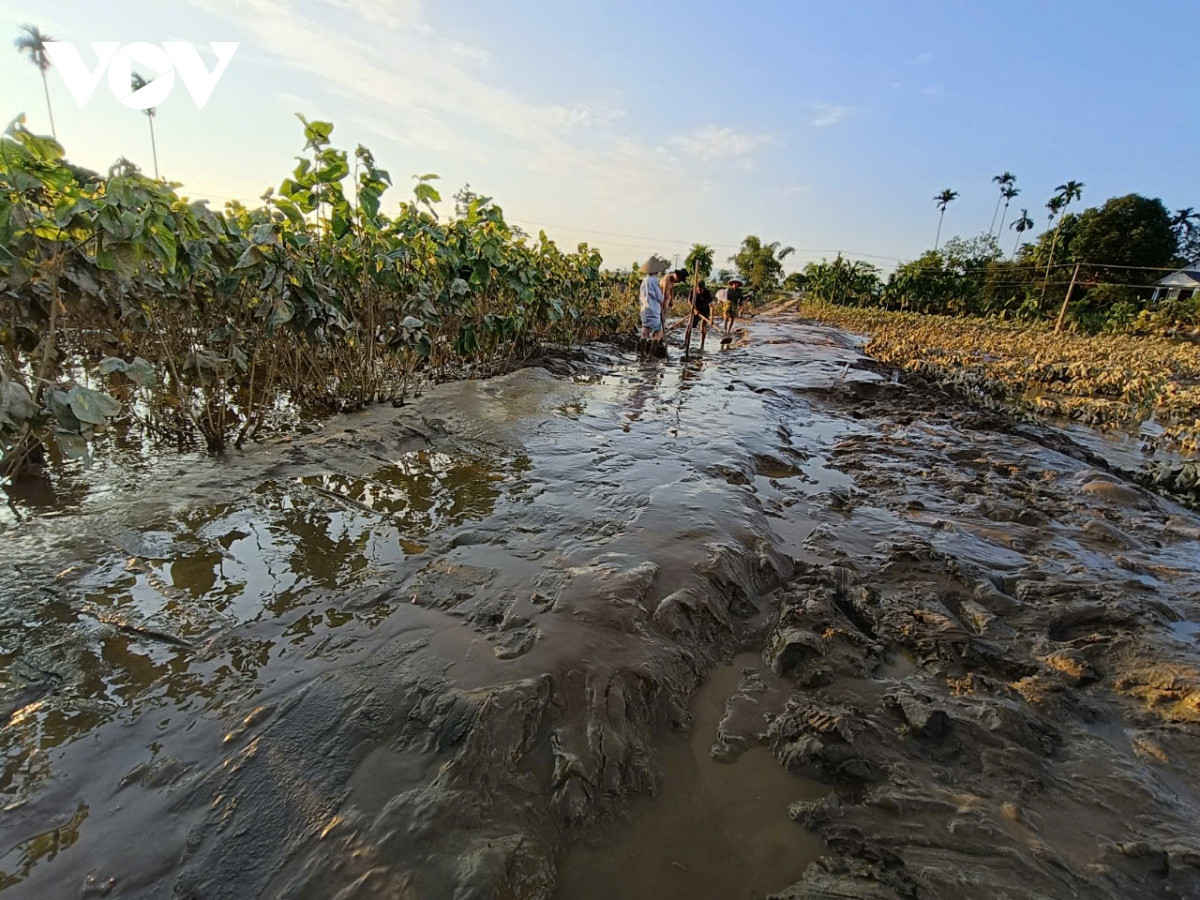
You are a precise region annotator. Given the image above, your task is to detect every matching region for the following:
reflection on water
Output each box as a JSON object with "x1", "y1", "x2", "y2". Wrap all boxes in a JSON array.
[
  {"x1": 556, "y1": 653, "x2": 826, "y2": 899},
  {"x1": 0, "y1": 802, "x2": 88, "y2": 891},
  {"x1": 0, "y1": 321, "x2": 877, "y2": 894},
  {"x1": 0, "y1": 449, "x2": 527, "y2": 814}
]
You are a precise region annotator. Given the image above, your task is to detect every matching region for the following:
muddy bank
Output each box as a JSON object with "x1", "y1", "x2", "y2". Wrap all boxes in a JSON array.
[{"x1": 1, "y1": 318, "x2": 1199, "y2": 898}]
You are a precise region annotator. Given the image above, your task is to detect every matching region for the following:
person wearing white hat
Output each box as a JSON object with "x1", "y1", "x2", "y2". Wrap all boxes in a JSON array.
[
  {"x1": 723, "y1": 277, "x2": 745, "y2": 342},
  {"x1": 638, "y1": 256, "x2": 668, "y2": 348}
]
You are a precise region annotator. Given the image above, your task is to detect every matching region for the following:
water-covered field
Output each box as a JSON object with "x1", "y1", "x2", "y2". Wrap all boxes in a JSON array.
[{"x1": 2, "y1": 317, "x2": 1198, "y2": 898}]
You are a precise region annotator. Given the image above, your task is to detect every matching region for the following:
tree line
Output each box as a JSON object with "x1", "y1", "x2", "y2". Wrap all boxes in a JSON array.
[{"x1": 796, "y1": 189, "x2": 1197, "y2": 334}]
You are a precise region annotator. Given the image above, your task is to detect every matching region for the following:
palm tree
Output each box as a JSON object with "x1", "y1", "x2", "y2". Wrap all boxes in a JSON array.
[
  {"x1": 131, "y1": 72, "x2": 159, "y2": 178},
  {"x1": 1171, "y1": 207, "x2": 1198, "y2": 237},
  {"x1": 996, "y1": 185, "x2": 1020, "y2": 235},
  {"x1": 1173, "y1": 208, "x2": 1200, "y2": 262},
  {"x1": 988, "y1": 172, "x2": 1016, "y2": 236},
  {"x1": 730, "y1": 236, "x2": 794, "y2": 293},
  {"x1": 1010, "y1": 209, "x2": 1034, "y2": 257},
  {"x1": 1042, "y1": 181, "x2": 1084, "y2": 290},
  {"x1": 14, "y1": 24, "x2": 57, "y2": 140},
  {"x1": 933, "y1": 189, "x2": 958, "y2": 251}
]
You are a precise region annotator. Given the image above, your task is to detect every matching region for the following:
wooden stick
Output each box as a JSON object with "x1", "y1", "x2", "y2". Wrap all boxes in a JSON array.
[
  {"x1": 1054, "y1": 262, "x2": 1081, "y2": 334},
  {"x1": 682, "y1": 260, "x2": 702, "y2": 356}
]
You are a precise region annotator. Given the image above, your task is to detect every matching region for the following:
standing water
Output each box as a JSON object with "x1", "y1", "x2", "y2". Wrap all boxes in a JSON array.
[{"x1": 554, "y1": 651, "x2": 827, "y2": 899}]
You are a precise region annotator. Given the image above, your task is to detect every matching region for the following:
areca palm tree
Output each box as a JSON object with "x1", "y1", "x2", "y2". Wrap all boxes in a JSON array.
[
  {"x1": 996, "y1": 185, "x2": 1020, "y2": 235},
  {"x1": 1171, "y1": 207, "x2": 1198, "y2": 237},
  {"x1": 131, "y1": 72, "x2": 160, "y2": 178},
  {"x1": 1010, "y1": 209, "x2": 1034, "y2": 257},
  {"x1": 933, "y1": 189, "x2": 958, "y2": 251},
  {"x1": 1042, "y1": 181, "x2": 1084, "y2": 290},
  {"x1": 14, "y1": 24, "x2": 57, "y2": 140},
  {"x1": 1173, "y1": 208, "x2": 1200, "y2": 262},
  {"x1": 988, "y1": 172, "x2": 1016, "y2": 236}
]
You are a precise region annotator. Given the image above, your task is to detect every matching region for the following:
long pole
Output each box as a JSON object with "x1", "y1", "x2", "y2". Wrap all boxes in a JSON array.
[
  {"x1": 1054, "y1": 262, "x2": 1081, "y2": 334},
  {"x1": 682, "y1": 260, "x2": 701, "y2": 357},
  {"x1": 148, "y1": 113, "x2": 159, "y2": 179},
  {"x1": 41, "y1": 68, "x2": 57, "y2": 141}
]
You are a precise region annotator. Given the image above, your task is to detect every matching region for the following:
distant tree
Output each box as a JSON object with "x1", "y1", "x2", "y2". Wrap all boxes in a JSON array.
[
  {"x1": 1010, "y1": 208, "x2": 1034, "y2": 257},
  {"x1": 1042, "y1": 180, "x2": 1084, "y2": 293},
  {"x1": 453, "y1": 183, "x2": 480, "y2": 219},
  {"x1": 989, "y1": 172, "x2": 1016, "y2": 236},
  {"x1": 996, "y1": 185, "x2": 1020, "y2": 236},
  {"x1": 14, "y1": 24, "x2": 56, "y2": 140},
  {"x1": 884, "y1": 234, "x2": 1001, "y2": 315},
  {"x1": 1071, "y1": 195, "x2": 1177, "y2": 273},
  {"x1": 804, "y1": 255, "x2": 881, "y2": 306},
  {"x1": 715, "y1": 267, "x2": 733, "y2": 285},
  {"x1": 1171, "y1": 207, "x2": 1200, "y2": 262},
  {"x1": 731, "y1": 236, "x2": 795, "y2": 295},
  {"x1": 782, "y1": 271, "x2": 809, "y2": 293},
  {"x1": 130, "y1": 72, "x2": 160, "y2": 179},
  {"x1": 684, "y1": 243, "x2": 715, "y2": 280},
  {"x1": 933, "y1": 189, "x2": 958, "y2": 250}
]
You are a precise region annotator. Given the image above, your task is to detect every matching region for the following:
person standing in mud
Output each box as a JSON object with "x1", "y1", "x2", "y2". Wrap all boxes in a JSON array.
[
  {"x1": 723, "y1": 278, "x2": 745, "y2": 339},
  {"x1": 660, "y1": 268, "x2": 688, "y2": 329},
  {"x1": 638, "y1": 257, "x2": 668, "y2": 350},
  {"x1": 691, "y1": 277, "x2": 715, "y2": 350}
]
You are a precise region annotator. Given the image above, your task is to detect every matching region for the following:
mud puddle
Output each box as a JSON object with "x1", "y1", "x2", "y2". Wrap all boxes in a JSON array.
[
  {"x1": 555, "y1": 651, "x2": 826, "y2": 899},
  {"x1": 2, "y1": 317, "x2": 1200, "y2": 899}
]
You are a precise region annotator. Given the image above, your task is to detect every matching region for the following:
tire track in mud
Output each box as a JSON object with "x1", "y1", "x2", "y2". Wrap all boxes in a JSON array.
[{"x1": 1, "y1": 321, "x2": 1199, "y2": 899}]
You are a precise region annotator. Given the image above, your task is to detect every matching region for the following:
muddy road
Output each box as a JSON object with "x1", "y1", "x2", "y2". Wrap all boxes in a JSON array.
[{"x1": 2, "y1": 317, "x2": 1199, "y2": 899}]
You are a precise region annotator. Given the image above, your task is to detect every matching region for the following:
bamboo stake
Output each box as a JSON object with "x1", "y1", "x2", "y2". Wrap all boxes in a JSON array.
[{"x1": 1054, "y1": 262, "x2": 1081, "y2": 334}]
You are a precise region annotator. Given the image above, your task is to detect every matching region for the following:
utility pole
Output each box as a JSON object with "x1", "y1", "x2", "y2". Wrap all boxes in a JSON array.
[
  {"x1": 674, "y1": 253, "x2": 680, "y2": 270},
  {"x1": 1054, "y1": 262, "x2": 1081, "y2": 334}
]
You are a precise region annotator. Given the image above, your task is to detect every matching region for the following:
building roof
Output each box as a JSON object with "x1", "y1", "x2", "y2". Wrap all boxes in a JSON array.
[{"x1": 1156, "y1": 265, "x2": 1200, "y2": 287}]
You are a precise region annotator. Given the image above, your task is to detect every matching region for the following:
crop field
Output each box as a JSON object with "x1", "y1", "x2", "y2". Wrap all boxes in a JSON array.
[{"x1": 799, "y1": 298, "x2": 1200, "y2": 454}]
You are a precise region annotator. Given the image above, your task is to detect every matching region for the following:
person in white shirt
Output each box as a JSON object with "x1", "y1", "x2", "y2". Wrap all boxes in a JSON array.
[{"x1": 638, "y1": 257, "x2": 668, "y2": 346}]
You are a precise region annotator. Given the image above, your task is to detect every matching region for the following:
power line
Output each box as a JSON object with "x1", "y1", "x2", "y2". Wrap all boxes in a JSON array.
[{"x1": 164, "y1": 186, "x2": 1195, "y2": 274}]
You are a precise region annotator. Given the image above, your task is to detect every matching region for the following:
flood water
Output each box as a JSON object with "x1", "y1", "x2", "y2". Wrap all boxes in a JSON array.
[
  {"x1": 554, "y1": 652, "x2": 827, "y2": 899},
  {"x1": 2, "y1": 317, "x2": 1198, "y2": 899}
]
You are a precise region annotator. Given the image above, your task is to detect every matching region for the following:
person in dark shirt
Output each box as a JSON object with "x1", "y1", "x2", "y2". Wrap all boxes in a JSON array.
[{"x1": 691, "y1": 277, "x2": 714, "y2": 349}]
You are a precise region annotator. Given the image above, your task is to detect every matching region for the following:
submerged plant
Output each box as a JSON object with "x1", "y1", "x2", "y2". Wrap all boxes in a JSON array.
[{"x1": 0, "y1": 116, "x2": 636, "y2": 476}]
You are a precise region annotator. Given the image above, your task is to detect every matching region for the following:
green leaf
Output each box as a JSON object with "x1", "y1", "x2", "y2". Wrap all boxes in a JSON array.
[
  {"x1": 66, "y1": 385, "x2": 122, "y2": 426},
  {"x1": 414, "y1": 183, "x2": 441, "y2": 206},
  {"x1": 151, "y1": 227, "x2": 178, "y2": 272},
  {"x1": 359, "y1": 188, "x2": 381, "y2": 221},
  {"x1": 267, "y1": 296, "x2": 294, "y2": 326},
  {"x1": 46, "y1": 390, "x2": 81, "y2": 433},
  {"x1": 0, "y1": 379, "x2": 39, "y2": 428},
  {"x1": 54, "y1": 430, "x2": 90, "y2": 460},
  {"x1": 233, "y1": 245, "x2": 264, "y2": 270},
  {"x1": 96, "y1": 243, "x2": 140, "y2": 279},
  {"x1": 97, "y1": 357, "x2": 130, "y2": 375},
  {"x1": 99, "y1": 356, "x2": 157, "y2": 387}
]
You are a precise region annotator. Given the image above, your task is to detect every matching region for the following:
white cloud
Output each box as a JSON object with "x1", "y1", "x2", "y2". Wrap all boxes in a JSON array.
[
  {"x1": 810, "y1": 104, "x2": 851, "y2": 128},
  {"x1": 905, "y1": 52, "x2": 932, "y2": 67},
  {"x1": 668, "y1": 125, "x2": 778, "y2": 162},
  {"x1": 319, "y1": 0, "x2": 429, "y2": 30},
  {"x1": 189, "y1": 0, "x2": 646, "y2": 192},
  {"x1": 921, "y1": 85, "x2": 945, "y2": 97}
]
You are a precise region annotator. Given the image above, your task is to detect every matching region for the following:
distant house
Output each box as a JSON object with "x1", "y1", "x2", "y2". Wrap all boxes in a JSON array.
[{"x1": 1153, "y1": 263, "x2": 1200, "y2": 303}]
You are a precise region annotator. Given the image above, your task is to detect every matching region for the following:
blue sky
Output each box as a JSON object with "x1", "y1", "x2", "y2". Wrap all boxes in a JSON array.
[{"x1": 3, "y1": 0, "x2": 1197, "y2": 272}]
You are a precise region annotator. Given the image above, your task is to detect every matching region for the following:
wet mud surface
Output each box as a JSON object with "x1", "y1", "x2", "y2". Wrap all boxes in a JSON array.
[{"x1": 2, "y1": 318, "x2": 1199, "y2": 898}]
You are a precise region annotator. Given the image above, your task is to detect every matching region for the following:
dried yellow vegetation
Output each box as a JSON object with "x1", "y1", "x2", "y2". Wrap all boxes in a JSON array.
[{"x1": 799, "y1": 299, "x2": 1200, "y2": 453}]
